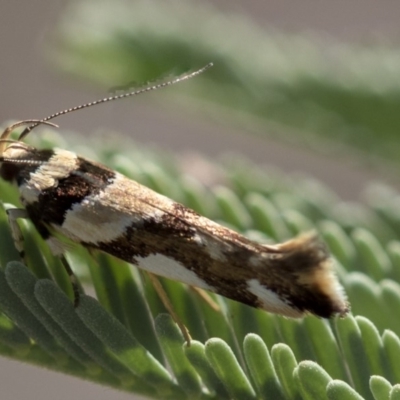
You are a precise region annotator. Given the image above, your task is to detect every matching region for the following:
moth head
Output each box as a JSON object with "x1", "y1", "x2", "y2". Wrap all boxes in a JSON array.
[{"x1": 0, "y1": 120, "x2": 58, "y2": 183}]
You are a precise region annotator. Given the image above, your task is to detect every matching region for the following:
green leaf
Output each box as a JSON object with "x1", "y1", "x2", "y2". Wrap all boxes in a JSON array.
[
  {"x1": 295, "y1": 360, "x2": 332, "y2": 400},
  {"x1": 213, "y1": 186, "x2": 252, "y2": 231},
  {"x1": 5, "y1": 262, "x2": 89, "y2": 364},
  {"x1": 370, "y1": 375, "x2": 391, "y2": 400},
  {"x1": 356, "y1": 316, "x2": 388, "y2": 378},
  {"x1": 327, "y1": 380, "x2": 365, "y2": 400},
  {"x1": 276, "y1": 317, "x2": 315, "y2": 361},
  {"x1": 380, "y1": 280, "x2": 400, "y2": 336},
  {"x1": 352, "y1": 229, "x2": 392, "y2": 281},
  {"x1": 271, "y1": 343, "x2": 301, "y2": 400},
  {"x1": 184, "y1": 340, "x2": 229, "y2": 399},
  {"x1": 345, "y1": 273, "x2": 390, "y2": 333},
  {"x1": 155, "y1": 314, "x2": 202, "y2": 398},
  {"x1": 335, "y1": 315, "x2": 371, "y2": 399},
  {"x1": 0, "y1": 313, "x2": 30, "y2": 350},
  {"x1": 245, "y1": 193, "x2": 290, "y2": 241},
  {"x1": 382, "y1": 330, "x2": 400, "y2": 384},
  {"x1": 34, "y1": 279, "x2": 136, "y2": 384},
  {"x1": 302, "y1": 317, "x2": 348, "y2": 382},
  {"x1": 76, "y1": 296, "x2": 177, "y2": 395},
  {"x1": 0, "y1": 268, "x2": 60, "y2": 358},
  {"x1": 319, "y1": 220, "x2": 356, "y2": 269},
  {"x1": 205, "y1": 338, "x2": 256, "y2": 400},
  {"x1": 391, "y1": 385, "x2": 400, "y2": 400},
  {"x1": 243, "y1": 334, "x2": 285, "y2": 400}
]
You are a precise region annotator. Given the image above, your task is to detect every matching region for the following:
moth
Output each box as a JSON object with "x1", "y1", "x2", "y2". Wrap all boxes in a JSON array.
[{"x1": 0, "y1": 64, "x2": 348, "y2": 340}]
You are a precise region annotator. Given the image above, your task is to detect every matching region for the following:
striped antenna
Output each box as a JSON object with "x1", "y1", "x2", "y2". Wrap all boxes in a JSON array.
[{"x1": 18, "y1": 63, "x2": 213, "y2": 141}]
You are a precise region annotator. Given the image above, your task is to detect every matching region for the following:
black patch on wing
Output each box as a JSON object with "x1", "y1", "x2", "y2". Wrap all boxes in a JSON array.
[
  {"x1": 26, "y1": 157, "x2": 116, "y2": 227},
  {"x1": 93, "y1": 213, "x2": 346, "y2": 318},
  {"x1": 1, "y1": 149, "x2": 54, "y2": 184}
]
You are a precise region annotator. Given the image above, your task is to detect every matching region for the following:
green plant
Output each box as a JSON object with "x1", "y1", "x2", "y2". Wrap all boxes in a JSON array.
[{"x1": 1, "y1": 129, "x2": 400, "y2": 399}]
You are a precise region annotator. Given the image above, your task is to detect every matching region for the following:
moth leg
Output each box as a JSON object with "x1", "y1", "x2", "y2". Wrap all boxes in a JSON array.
[
  {"x1": 189, "y1": 286, "x2": 221, "y2": 312},
  {"x1": 46, "y1": 237, "x2": 82, "y2": 307},
  {"x1": 61, "y1": 256, "x2": 81, "y2": 307},
  {"x1": 146, "y1": 272, "x2": 192, "y2": 345},
  {"x1": 6, "y1": 208, "x2": 29, "y2": 262}
]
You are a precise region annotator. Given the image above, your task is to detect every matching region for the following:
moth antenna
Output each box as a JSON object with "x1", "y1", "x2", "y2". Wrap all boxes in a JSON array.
[
  {"x1": 18, "y1": 63, "x2": 213, "y2": 141},
  {"x1": 0, "y1": 120, "x2": 58, "y2": 155}
]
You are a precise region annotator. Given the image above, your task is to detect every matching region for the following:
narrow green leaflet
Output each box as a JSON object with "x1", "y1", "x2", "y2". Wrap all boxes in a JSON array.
[
  {"x1": 205, "y1": 338, "x2": 256, "y2": 400},
  {"x1": 370, "y1": 375, "x2": 392, "y2": 400}
]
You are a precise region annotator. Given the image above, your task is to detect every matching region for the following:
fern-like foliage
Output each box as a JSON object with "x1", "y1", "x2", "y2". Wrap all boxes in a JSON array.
[{"x1": 0, "y1": 131, "x2": 400, "y2": 400}]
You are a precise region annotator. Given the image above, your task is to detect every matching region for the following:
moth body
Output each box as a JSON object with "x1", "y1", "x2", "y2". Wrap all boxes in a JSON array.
[
  {"x1": 0, "y1": 143, "x2": 349, "y2": 318},
  {"x1": 0, "y1": 63, "x2": 348, "y2": 320}
]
